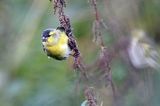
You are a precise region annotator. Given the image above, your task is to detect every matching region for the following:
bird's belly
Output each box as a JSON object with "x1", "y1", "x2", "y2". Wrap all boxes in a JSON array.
[{"x1": 47, "y1": 44, "x2": 71, "y2": 58}]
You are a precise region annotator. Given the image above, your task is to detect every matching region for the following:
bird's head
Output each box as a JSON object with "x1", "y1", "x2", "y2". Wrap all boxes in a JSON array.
[
  {"x1": 42, "y1": 29, "x2": 60, "y2": 46},
  {"x1": 131, "y1": 29, "x2": 146, "y2": 42}
]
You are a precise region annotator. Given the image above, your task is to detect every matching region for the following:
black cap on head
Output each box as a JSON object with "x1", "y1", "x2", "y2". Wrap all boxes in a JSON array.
[
  {"x1": 42, "y1": 29, "x2": 54, "y2": 42},
  {"x1": 42, "y1": 29, "x2": 52, "y2": 38}
]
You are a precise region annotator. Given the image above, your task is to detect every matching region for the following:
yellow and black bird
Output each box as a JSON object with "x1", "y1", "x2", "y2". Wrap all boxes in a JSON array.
[{"x1": 42, "y1": 27, "x2": 71, "y2": 60}]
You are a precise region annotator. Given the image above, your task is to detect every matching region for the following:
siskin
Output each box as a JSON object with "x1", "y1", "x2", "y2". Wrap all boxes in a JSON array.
[
  {"x1": 42, "y1": 27, "x2": 71, "y2": 60},
  {"x1": 128, "y1": 29, "x2": 160, "y2": 70}
]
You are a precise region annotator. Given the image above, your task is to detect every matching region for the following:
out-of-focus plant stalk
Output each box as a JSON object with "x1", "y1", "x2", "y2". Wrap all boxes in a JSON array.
[{"x1": 8, "y1": 0, "x2": 48, "y2": 71}]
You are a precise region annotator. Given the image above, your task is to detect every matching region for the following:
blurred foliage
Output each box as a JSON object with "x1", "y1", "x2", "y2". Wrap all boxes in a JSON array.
[{"x1": 0, "y1": 0, "x2": 160, "y2": 106}]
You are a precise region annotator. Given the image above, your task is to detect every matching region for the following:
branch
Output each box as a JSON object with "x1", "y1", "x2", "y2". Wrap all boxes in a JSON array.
[
  {"x1": 50, "y1": 0, "x2": 89, "y2": 81},
  {"x1": 90, "y1": 0, "x2": 104, "y2": 47},
  {"x1": 89, "y1": 0, "x2": 117, "y2": 103}
]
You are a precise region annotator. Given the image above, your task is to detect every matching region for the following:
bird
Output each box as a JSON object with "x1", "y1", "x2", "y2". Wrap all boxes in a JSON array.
[
  {"x1": 42, "y1": 27, "x2": 71, "y2": 60},
  {"x1": 128, "y1": 29, "x2": 160, "y2": 70}
]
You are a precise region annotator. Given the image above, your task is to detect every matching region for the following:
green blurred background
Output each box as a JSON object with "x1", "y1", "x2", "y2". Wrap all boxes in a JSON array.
[{"x1": 0, "y1": 0, "x2": 160, "y2": 106}]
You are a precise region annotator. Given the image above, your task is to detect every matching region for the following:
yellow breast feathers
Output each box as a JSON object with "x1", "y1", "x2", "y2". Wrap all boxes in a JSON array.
[{"x1": 46, "y1": 31, "x2": 70, "y2": 58}]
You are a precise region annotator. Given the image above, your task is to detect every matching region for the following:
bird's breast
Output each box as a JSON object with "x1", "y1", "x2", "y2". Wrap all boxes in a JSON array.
[{"x1": 47, "y1": 43, "x2": 71, "y2": 58}]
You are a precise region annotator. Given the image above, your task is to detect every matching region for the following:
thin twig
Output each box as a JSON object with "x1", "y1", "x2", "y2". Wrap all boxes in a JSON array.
[
  {"x1": 85, "y1": 87, "x2": 97, "y2": 106},
  {"x1": 90, "y1": 0, "x2": 104, "y2": 47},
  {"x1": 89, "y1": 0, "x2": 117, "y2": 104}
]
